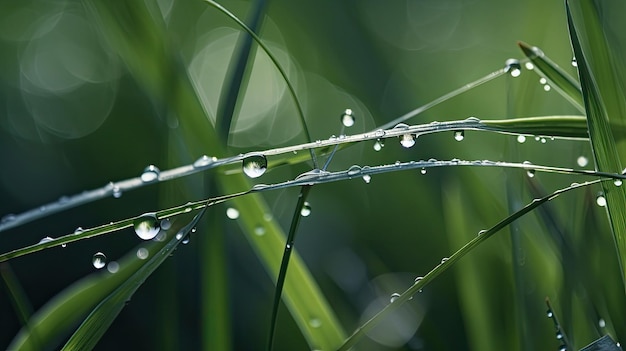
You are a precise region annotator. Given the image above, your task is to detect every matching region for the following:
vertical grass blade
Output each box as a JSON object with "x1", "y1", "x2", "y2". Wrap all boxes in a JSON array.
[{"x1": 566, "y1": 0, "x2": 626, "y2": 288}]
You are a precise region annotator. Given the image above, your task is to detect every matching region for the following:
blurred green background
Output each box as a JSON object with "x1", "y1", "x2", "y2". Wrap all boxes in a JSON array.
[{"x1": 0, "y1": 0, "x2": 624, "y2": 350}]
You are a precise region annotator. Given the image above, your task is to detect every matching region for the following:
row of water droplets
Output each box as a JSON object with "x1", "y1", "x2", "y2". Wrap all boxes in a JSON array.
[{"x1": 388, "y1": 258, "x2": 452, "y2": 303}]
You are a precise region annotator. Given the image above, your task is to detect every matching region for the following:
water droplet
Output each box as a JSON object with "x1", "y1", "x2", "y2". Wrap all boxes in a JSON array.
[
  {"x1": 286, "y1": 244, "x2": 292, "y2": 249},
  {"x1": 374, "y1": 129, "x2": 385, "y2": 137},
  {"x1": 505, "y1": 58, "x2": 522, "y2": 77},
  {"x1": 92, "y1": 252, "x2": 107, "y2": 269},
  {"x1": 596, "y1": 194, "x2": 607, "y2": 207},
  {"x1": 137, "y1": 248, "x2": 149, "y2": 260},
  {"x1": 556, "y1": 331, "x2": 563, "y2": 340},
  {"x1": 517, "y1": 135, "x2": 526, "y2": 143},
  {"x1": 599, "y1": 318, "x2": 606, "y2": 328},
  {"x1": 543, "y1": 84, "x2": 551, "y2": 92},
  {"x1": 191, "y1": 227, "x2": 197, "y2": 233},
  {"x1": 254, "y1": 225, "x2": 266, "y2": 236},
  {"x1": 341, "y1": 108, "x2": 355, "y2": 127},
  {"x1": 539, "y1": 77, "x2": 547, "y2": 85},
  {"x1": 112, "y1": 186, "x2": 122, "y2": 198},
  {"x1": 399, "y1": 134, "x2": 416, "y2": 148},
  {"x1": 300, "y1": 202, "x2": 312, "y2": 217},
  {"x1": 182, "y1": 236, "x2": 190, "y2": 244},
  {"x1": 39, "y1": 236, "x2": 53, "y2": 244},
  {"x1": 133, "y1": 213, "x2": 161, "y2": 240},
  {"x1": 362, "y1": 174, "x2": 371, "y2": 183},
  {"x1": 420, "y1": 168, "x2": 427, "y2": 175},
  {"x1": 571, "y1": 57, "x2": 577, "y2": 67},
  {"x1": 193, "y1": 155, "x2": 216, "y2": 168},
  {"x1": 309, "y1": 318, "x2": 322, "y2": 328},
  {"x1": 390, "y1": 293, "x2": 401, "y2": 303},
  {"x1": 558, "y1": 345, "x2": 567, "y2": 351},
  {"x1": 547, "y1": 309, "x2": 553, "y2": 318},
  {"x1": 176, "y1": 232, "x2": 184, "y2": 240},
  {"x1": 524, "y1": 62, "x2": 534, "y2": 70},
  {"x1": 523, "y1": 161, "x2": 535, "y2": 178},
  {"x1": 347, "y1": 165, "x2": 362, "y2": 176},
  {"x1": 577, "y1": 156, "x2": 588, "y2": 167},
  {"x1": 107, "y1": 261, "x2": 119, "y2": 273},
  {"x1": 154, "y1": 231, "x2": 167, "y2": 242},
  {"x1": 465, "y1": 116, "x2": 481, "y2": 123},
  {"x1": 242, "y1": 154, "x2": 268, "y2": 178},
  {"x1": 1, "y1": 214, "x2": 16, "y2": 223},
  {"x1": 440, "y1": 257, "x2": 449, "y2": 264},
  {"x1": 141, "y1": 165, "x2": 160, "y2": 182},
  {"x1": 160, "y1": 219, "x2": 172, "y2": 230},
  {"x1": 414, "y1": 277, "x2": 424, "y2": 292},
  {"x1": 478, "y1": 230, "x2": 487, "y2": 236},
  {"x1": 373, "y1": 140, "x2": 384, "y2": 151},
  {"x1": 74, "y1": 227, "x2": 84, "y2": 234},
  {"x1": 226, "y1": 207, "x2": 239, "y2": 220},
  {"x1": 540, "y1": 137, "x2": 547, "y2": 143},
  {"x1": 615, "y1": 179, "x2": 623, "y2": 187},
  {"x1": 454, "y1": 131, "x2": 464, "y2": 141}
]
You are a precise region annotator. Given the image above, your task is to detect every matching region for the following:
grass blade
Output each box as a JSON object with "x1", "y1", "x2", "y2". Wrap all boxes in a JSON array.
[
  {"x1": 567, "y1": 0, "x2": 626, "y2": 288},
  {"x1": 267, "y1": 186, "x2": 311, "y2": 350},
  {"x1": 518, "y1": 41, "x2": 584, "y2": 112}
]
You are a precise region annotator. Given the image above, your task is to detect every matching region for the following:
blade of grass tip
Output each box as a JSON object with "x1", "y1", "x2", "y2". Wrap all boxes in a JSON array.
[
  {"x1": 8, "y1": 211, "x2": 200, "y2": 351},
  {"x1": 267, "y1": 186, "x2": 311, "y2": 351},
  {"x1": 567, "y1": 0, "x2": 626, "y2": 289},
  {"x1": 59, "y1": 209, "x2": 206, "y2": 351},
  {"x1": 518, "y1": 41, "x2": 585, "y2": 113},
  {"x1": 204, "y1": 0, "x2": 317, "y2": 168},
  {"x1": 337, "y1": 180, "x2": 601, "y2": 350}
]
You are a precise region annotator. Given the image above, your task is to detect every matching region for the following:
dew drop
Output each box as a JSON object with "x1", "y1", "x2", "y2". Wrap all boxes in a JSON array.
[
  {"x1": 547, "y1": 309, "x2": 553, "y2": 318},
  {"x1": 193, "y1": 155, "x2": 216, "y2": 168},
  {"x1": 136, "y1": 248, "x2": 149, "y2": 260},
  {"x1": 596, "y1": 194, "x2": 607, "y2": 207},
  {"x1": 254, "y1": 225, "x2": 266, "y2": 236},
  {"x1": 577, "y1": 156, "x2": 588, "y2": 167},
  {"x1": 74, "y1": 227, "x2": 84, "y2": 234},
  {"x1": 558, "y1": 345, "x2": 567, "y2": 351},
  {"x1": 309, "y1": 318, "x2": 322, "y2": 328},
  {"x1": 107, "y1": 261, "x2": 119, "y2": 273},
  {"x1": 1, "y1": 214, "x2": 16, "y2": 223},
  {"x1": 176, "y1": 232, "x2": 184, "y2": 240},
  {"x1": 39, "y1": 236, "x2": 53, "y2": 244},
  {"x1": 390, "y1": 293, "x2": 401, "y2": 303},
  {"x1": 505, "y1": 58, "x2": 522, "y2": 77},
  {"x1": 478, "y1": 230, "x2": 487, "y2": 236},
  {"x1": 92, "y1": 252, "x2": 107, "y2": 269},
  {"x1": 347, "y1": 165, "x2": 362, "y2": 176},
  {"x1": 523, "y1": 161, "x2": 535, "y2": 178},
  {"x1": 540, "y1": 137, "x2": 547, "y2": 143},
  {"x1": 599, "y1": 318, "x2": 606, "y2": 328},
  {"x1": 556, "y1": 331, "x2": 563, "y2": 340},
  {"x1": 524, "y1": 62, "x2": 534, "y2": 70},
  {"x1": 226, "y1": 207, "x2": 240, "y2": 220},
  {"x1": 362, "y1": 174, "x2": 371, "y2": 183},
  {"x1": 414, "y1": 276, "x2": 424, "y2": 292},
  {"x1": 242, "y1": 154, "x2": 268, "y2": 178},
  {"x1": 133, "y1": 213, "x2": 161, "y2": 240},
  {"x1": 141, "y1": 165, "x2": 160, "y2": 182},
  {"x1": 340, "y1": 108, "x2": 355, "y2": 127},
  {"x1": 440, "y1": 257, "x2": 449, "y2": 264},
  {"x1": 539, "y1": 77, "x2": 547, "y2": 85},
  {"x1": 615, "y1": 179, "x2": 623, "y2": 187},
  {"x1": 191, "y1": 227, "x2": 197, "y2": 233},
  {"x1": 182, "y1": 236, "x2": 190, "y2": 245},
  {"x1": 154, "y1": 231, "x2": 167, "y2": 242},
  {"x1": 517, "y1": 135, "x2": 526, "y2": 143},
  {"x1": 112, "y1": 186, "x2": 122, "y2": 198},
  {"x1": 373, "y1": 139, "x2": 384, "y2": 151},
  {"x1": 300, "y1": 202, "x2": 312, "y2": 217},
  {"x1": 160, "y1": 219, "x2": 172, "y2": 230},
  {"x1": 454, "y1": 131, "x2": 464, "y2": 141},
  {"x1": 571, "y1": 57, "x2": 577, "y2": 67},
  {"x1": 543, "y1": 84, "x2": 551, "y2": 92},
  {"x1": 374, "y1": 129, "x2": 385, "y2": 137},
  {"x1": 399, "y1": 134, "x2": 416, "y2": 148},
  {"x1": 420, "y1": 168, "x2": 427, "y2": 175}
]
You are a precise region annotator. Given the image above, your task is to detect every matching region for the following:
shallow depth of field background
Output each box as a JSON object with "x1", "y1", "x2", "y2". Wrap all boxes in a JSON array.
[{"x1": 0, "y1": 0, "x2": 624, "y2": 350}]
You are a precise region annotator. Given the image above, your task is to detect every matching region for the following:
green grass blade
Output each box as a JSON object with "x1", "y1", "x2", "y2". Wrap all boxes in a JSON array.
[
  {"x1": 267, "y1": 186, "x2": 311, "y2": 350},
  {"x1": 8, "y1": 212, "x2": 198, "y2": 351},
  {"x1": 567, "y1": 0, "x2": 626, "y2": 288},
  {"x1": 518, "y1": 41, "x2": 584, "y2": 112},
  {"x1": 60, "y1": 210, "x2": 205, "y2": 351}
]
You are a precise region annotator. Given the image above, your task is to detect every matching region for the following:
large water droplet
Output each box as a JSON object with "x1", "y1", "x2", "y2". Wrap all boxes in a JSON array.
[
  {"x1": 226, "y1": 207, "x2": 239, "y2": 220},
  {"x1": 614, "y1": 179, "x2": 623, "y2": 187},
  {"x1": 399, "y1": 134, "x2": 416, "y2": 148},
  {"x1": 242, "y1": 154, "x2": 268, "y2": 178},
  {"x1": 136, "y1": 248, "x2": 149, "y2": 260},
  {"x1": 300, "y1": 202, "x2": 312, "y2": 217},
  {"x1": 577, "y1": 156, "x2": 588, "y2": 167},
  {"x1": 596, "y1": 194, "x2": 606, "y2": 207},
  {"x1": 505, "y1": 58, "x2": 522, "y2": 77},
  {"x1": 193, "y1": 155, "x2": 216, "y2": 168},
  {"x1": 92, "y1": 252, "x2": 107, "y2": 269},
  {"x1": 523, "y1": 161, "x2": 535, "y2": 178},
  {"x1": 341, "y1": 109, "x2": 355, "y2": 127},
  {"x1": 420, "y1": 168, "x2": 427, "y2": 175},
  {"x1": 133, "y1": 213, "x2": 161, "y2": 240},
  {"x1": 141, "y1": 165, "x2": 160, "y2": 182},
  {"x1": 390, "y1": 293, "x2": 401, "y2": 303},
  {"x1": 454, "y1": 131, "x2": 464, "y2": 141},
  {"x1": 373, "y1": 139, "x2": 384, "y2": 151},
  {"x1": 517, "y1": 135, "x2": 526, "y2": 143}
]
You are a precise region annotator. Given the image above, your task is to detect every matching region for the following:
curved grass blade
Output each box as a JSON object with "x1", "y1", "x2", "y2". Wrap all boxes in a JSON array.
[
  {"x1": 59, "y1": 210, "x2": 206, "y2": 351},
  {"x1": 567, "y1": 0, "x2": 626, "y2": 288},
  {"x1": 337, "y1": 180, "x2": 601, "y2": 350},
  {"x1": 518, "y1": 41, "x2": 584, "y2": 113},
  {"x1": 7, "y1": 211, "x2": 200, "y2": 351},
  {"x1": 267, "y1": 185, "x2": 311, "y2": 350}
]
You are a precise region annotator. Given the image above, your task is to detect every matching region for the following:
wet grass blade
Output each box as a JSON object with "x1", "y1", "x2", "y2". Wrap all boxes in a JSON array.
[
  {"x1": 267, "y1": 186, "x2": 311, "y2": 350},
  {"x1": 567, "y1": 0, "x2": 626, "y2": 288},
  {"x1": 518, "y1": 41, "x2": 584, "y2": 113}
]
